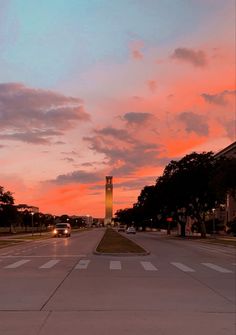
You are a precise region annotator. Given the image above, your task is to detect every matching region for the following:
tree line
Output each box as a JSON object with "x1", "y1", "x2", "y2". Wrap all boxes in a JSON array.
[
  {"x1": 115, "y1": 152, "x2": 236, "y2": 237},
  {"x1": 0, "y1": 187, "x2": 86, "y2": 234}
]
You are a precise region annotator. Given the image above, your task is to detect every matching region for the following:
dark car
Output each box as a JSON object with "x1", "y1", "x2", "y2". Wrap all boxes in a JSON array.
[{"x1": 52, "y1": 223, "x2": 71, "y2": 237}]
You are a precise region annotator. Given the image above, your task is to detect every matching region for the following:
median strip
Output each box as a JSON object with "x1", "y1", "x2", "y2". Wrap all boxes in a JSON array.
[{"x1": 95, "y1": 228, "x2": 149, "y2": 255}]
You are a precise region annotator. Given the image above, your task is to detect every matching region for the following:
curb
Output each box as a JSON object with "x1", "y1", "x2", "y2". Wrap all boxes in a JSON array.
[{"x1": 93, "y1": 250, "x2": 150, "y2": 256}]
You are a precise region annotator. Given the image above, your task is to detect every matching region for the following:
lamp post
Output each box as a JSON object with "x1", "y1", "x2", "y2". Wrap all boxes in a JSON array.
[
  {"x1": 31, "y1": 212, "x2": 34, "y2": 236},
  {"x1": 150, "y1": 218, "x2": 153, "y2": 230},
  {"x1": 212, "y1": 208, "x2": 216, "y2": 235}
]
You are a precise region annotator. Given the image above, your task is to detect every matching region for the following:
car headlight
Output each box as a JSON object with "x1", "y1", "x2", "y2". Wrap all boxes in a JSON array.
[
  {"x1": 64, "y1": 229, "x2": 68, "y2": 234},
  {"x1": 53, "y1": 229, "x2": 57, "y2": 234}
]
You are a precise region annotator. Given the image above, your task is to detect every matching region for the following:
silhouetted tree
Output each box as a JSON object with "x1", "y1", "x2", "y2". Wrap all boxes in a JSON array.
[
  {"x1": 0, "y1": 186, "x2": 14, "y2": 205},
  {"x1": 0, "y1": 186, "x2": 18, "y2": 233}
]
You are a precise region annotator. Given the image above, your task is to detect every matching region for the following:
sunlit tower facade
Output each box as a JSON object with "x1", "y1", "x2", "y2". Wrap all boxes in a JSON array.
[{"x1": 105, "y1": 176, "x2": 113, "y2": 225}]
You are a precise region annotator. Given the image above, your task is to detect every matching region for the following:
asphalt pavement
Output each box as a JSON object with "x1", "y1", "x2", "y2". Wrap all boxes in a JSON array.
[{"x1": 0, "y1": 229, "x2": 235, "y2": 335}]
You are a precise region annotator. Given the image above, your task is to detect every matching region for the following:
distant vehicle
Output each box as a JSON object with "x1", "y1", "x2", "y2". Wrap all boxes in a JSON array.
[
  {"x1": 118, "y1": 225, "x2": 126, "y2": 232},
  {"x1": 52, "y1": 223, "x2": 71, "y2": 237},
  {"x1": 126, "y1": 226, "x2": 136, "y2": 234}
]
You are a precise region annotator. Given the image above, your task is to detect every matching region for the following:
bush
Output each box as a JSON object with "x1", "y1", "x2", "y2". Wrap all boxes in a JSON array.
[{"x1": 226, "y1": 219, "x2": 236, "y2": 235}]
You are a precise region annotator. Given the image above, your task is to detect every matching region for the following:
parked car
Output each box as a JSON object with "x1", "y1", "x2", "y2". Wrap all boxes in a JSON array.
[
  {"x1": 118, "y1": 225, "x2": 126, "y2": 232},
  {"x1": 126, "y1": 226, "x2": 136, "y2": 234},
  {"x1": 52, "y1": 223, "x2": 71, "y2": 237}
]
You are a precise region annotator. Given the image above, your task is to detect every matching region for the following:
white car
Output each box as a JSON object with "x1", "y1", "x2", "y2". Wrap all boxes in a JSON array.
[
  {"x1": 118, "y1": 225, "x2": 126, "y2": 232},
  {"x1": 52, "y1": 223, "x2": 71, "y2": 237},
  {"x1": 126, "y1": 227, "x2": 136, "y2": 234}
]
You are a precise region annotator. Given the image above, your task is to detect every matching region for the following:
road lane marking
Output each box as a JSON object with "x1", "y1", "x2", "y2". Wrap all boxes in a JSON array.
[
  {"x1": 171, "y1": 262, "x2": 195, "y2": 272},
  {"x1": 110, "y1": 261, "x2": 121, "y2": 270},
  {"x1": 75, "y1": 259, "x2": 90, "y2": 269},
  {"x1": 5, "y1": 260, "x2": 30, "y2": 268},
  {"x1": 141, "y1": 261, "x2": 157, "y2": 271},
  {"x1": 202, "y1": 263, "x2": 233, "y2": 273},
  {"x1": 39, "y1": 260, "x2": 60, "y2": 269}
]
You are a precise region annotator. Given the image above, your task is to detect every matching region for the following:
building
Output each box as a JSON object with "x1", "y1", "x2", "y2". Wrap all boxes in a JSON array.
[
  {"x1": 214, "y1": 141, "x2": 236, "y2": 224},
  {"x1": 214, "y1": 141, "x2": 236, "y2": 159},
  {"x1": 71, "y1": 215, "x2": 93, "y2": 227},
  {"x1": 105, "y1": 176, "x2": 113, "y2": 225},
  {"x1": 17, "y1": 204, "x2": 39, "y2": 213}
]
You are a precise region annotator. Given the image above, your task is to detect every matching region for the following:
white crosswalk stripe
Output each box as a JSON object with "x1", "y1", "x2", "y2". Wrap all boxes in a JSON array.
[
  {"x1": 0, "y1": 258, "x2": 235, "y2": 274},
  {"x1": 141, "y1": 261, "x2": 157, "y2": 271},
  {"x1": 4, "y1": 260, "x2": 30, "y2": 269},
  {"x1": 110, "y1": 261, "x2": 121, "y2": 270},
  {"x1": 74, "y1": 259, "x2": 90, "y2": 269},
  {"x1": 171, "y1": 262, "x2": 195, "y2": 272},
  {"x1": 39, "y1": 260, "x2": 60, "y2": 269},
  {"x1": 202, "y1": 263, "x2": 233, "y2": 273}
]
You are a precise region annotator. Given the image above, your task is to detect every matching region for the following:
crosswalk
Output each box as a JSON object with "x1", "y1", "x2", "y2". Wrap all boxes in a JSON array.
[
  {"x1": 171, "y1": 262, "x2": 195, "y2": 272},
  {"x1": 0, "y1": 258, "x2": 234, "y2": 274},
  {"x1": 141, "y1": 261, "x2": 158, "y2": 271},
  {"x1": 74, "y1": 259, "x2": 90, "y2": 269},
  {"x1": 4, "y1": 259, "x2": 30, "y2": 269},
  {"x1": 39, "y1": 260, "x2": 60, "y2": 269}
]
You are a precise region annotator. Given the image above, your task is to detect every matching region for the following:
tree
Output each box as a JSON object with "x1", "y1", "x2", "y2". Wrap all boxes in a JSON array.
[
  {"x1": 0, "y1": 186, "x2": 17, "y2": 233},
  {"x1": 155, "y1": 152, "x2": 217, "y2": 237},
  {"x1": 135, "y1": 185, "x2": 158, "y2": 227},
  {"x1": 115, "y1": 152, "x2": 235, "y2": 238},
  {"x1": 115, "y1": 208, "x2": 136, "y2": 226},
  {"x1": 0, "y1": 186, "x2": 14, "y2": 205}
]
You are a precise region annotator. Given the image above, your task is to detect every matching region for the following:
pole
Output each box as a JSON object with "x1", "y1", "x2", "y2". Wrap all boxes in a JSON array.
[
  {"x1": 212, "y1": 209, "x2": 216, "y2": 235},
  {"x1": 31, "y1": 213, "x2": 34, "y2": 236}
]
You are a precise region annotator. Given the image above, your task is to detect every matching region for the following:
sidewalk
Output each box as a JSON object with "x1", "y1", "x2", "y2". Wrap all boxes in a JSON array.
[{"x1": 169, "y1": 232, "x2": 236, "y2": 247}]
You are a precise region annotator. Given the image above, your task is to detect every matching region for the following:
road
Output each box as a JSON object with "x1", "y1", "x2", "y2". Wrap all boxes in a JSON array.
[{"x1": 0, "y1": 229, "x2": 235, "y2": 335}]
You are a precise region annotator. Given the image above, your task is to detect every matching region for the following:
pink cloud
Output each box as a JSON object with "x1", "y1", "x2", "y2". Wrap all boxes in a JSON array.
[
  {"x1": 132, "y1": 49, "x2": 143, "y2": 60},
  {"x1": 147, "y1": 80, "x2": 157, "y2": 93},
  {"x1": 171, "y1": 47, "x2": 208, "y2": 67},
  {"x1": 0, "y1": 83, "x2": 90, "y2": 144},
  {"x1": 130, "y1": 40, "x2": 144, "y2": 60}
]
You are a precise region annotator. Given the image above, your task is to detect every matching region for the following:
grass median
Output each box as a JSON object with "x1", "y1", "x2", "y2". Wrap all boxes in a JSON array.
[{"x1": 96, "y1": 228, "x2": 147, "y2": 254}]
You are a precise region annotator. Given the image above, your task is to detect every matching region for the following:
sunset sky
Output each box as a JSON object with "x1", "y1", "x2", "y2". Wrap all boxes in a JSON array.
[{"x1": 0, "y1": 0, "x2": 235, "y2": 217}]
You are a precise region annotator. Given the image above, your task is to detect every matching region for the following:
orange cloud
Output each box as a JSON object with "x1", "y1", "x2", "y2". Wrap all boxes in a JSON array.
[{"x1": 147, "y1": 80, "x2": 157, "y2": 93}]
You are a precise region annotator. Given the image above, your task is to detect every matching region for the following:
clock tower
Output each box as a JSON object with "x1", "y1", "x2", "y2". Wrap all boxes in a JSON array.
[{"x1": 105, "y1": 176, "x2": 113, "y2": 225}]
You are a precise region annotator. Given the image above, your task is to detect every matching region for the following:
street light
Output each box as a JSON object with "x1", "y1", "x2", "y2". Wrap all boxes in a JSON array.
[
  {"x1": 31, "y1": 212, "x2": 34, "y2": 236},
  {"x1": 212, "y1": 208, "x2": 216, "y2": 235}
]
